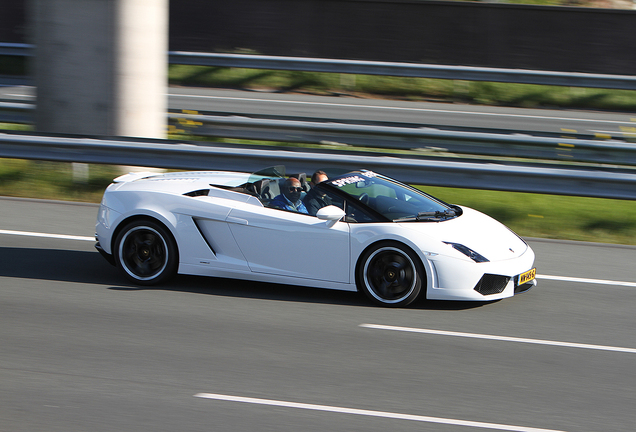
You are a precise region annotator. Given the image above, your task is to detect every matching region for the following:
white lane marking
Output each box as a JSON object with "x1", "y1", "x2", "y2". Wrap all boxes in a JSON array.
[
  {"x1": 0, "y1": 229, "x2": 94, "y2": 242},
  {"x1": 171, "y1": 94, "x2": 635, "y2": 125},
  {"x1": 194, "y1": 393, "x2": 565, "y2": 432},
  {"x1": 360, "y1": 324, "x2": 636, "y2": 354},
  {"x1": 537, "y1": 274, "x2": 636, "y2": 288}
]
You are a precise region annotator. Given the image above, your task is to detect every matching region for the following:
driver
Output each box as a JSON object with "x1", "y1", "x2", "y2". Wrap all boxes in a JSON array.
[
  {"x1": 270, "y1": 178, "x2": 308, "y2": 214},
  {"x1": 303, "y1": 170, "x2": 332, "y2": 216}
]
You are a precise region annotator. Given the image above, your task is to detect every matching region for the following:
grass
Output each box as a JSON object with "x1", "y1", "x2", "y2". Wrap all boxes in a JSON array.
[
  {"x1": 421, "y1": 186, "x2": 636, "y2": 245},
  {"x1": 165, "y1": 66, "x2": 636, "y2": 246},
  {"x1": 0, "y1": 154, "x2": 634, "y2": 245},
  {"x1": 3, "y1": 57, "x2": 636, "y2": 111},
  {"x1": 3, "y1": 63, "x2": 636, "y2": 245},
  {"x1": 168, "y1": 65, "x2": 636, "y2": 112},
  {"x1": 0, "y1": 158, "x2": 122, "y2": 203}
]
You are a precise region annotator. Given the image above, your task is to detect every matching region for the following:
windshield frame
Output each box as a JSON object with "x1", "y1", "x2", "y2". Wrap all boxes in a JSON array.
[
  {"x1": 323, "y1": 170, "x2": 458, "y2": 223},
  {"x1": 246, "y1": 165, "x2": 286, "y2": 184}
]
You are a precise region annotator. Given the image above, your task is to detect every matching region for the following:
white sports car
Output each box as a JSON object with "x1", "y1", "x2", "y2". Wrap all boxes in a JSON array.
[{"x1": 95, "y1": 166, "x2": 536, "y2": 307}]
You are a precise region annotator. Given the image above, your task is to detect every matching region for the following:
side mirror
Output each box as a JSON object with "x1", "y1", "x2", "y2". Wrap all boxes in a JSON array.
[{"x1": 316, "y1": 205, "x2": 346, "y2": 227}]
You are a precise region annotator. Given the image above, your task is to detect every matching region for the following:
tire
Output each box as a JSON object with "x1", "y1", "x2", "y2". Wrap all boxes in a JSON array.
[
  {"x1": 114, "y1": 219, "x2": 178, "y2": 285},
  {"x1": 356, "y1": 241, "x2": 424, "y2": 307}
]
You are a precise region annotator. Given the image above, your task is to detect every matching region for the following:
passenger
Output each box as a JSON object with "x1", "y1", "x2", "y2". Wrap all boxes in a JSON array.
[
  {"x1": 270, "y1": 177, "x2": 309, "y2": 214},
  {"x1": 303, "y1": 170, "x2": 332, "y2": 216}
]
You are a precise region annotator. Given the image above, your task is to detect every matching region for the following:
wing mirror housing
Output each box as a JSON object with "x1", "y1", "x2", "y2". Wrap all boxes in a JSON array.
[{"x1": 316, "y1": 205, "x2": 346, "y2": 227}]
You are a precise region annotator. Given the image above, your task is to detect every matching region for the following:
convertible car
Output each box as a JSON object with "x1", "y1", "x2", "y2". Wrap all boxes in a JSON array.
[{"x1": 95, "y1": 166, "x2": 536, "y2": 307}]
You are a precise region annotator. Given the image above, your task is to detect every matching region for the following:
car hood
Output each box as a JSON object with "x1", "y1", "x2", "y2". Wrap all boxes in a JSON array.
[{"x1": 397, "y1": 206, "x2": 528, "y2": 261}]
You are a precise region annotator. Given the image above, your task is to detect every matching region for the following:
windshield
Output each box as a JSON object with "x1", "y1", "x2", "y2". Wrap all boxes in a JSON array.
[
  {"x1": 247, "y1": 165, "x2": 286, "y2": 184},
  {"x1": 326, "y1": 170, "x2": 458, "y2": 221}
]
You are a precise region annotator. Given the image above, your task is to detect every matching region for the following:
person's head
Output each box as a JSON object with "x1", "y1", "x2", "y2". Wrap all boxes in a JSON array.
[
  {"x1": 283, "y1": 177, "x2": 303, "y2": 203},
  {"x1": 310, "y1": 170, "x2": 328, "y2": 186}
]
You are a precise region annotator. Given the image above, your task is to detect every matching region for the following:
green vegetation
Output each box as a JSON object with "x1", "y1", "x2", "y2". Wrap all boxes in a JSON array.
[
  {"x1": 168, "y1": 65, "x2": 636, "y2": 112},
  {"x1": 0, "y1": 158, "x2": 121, "y2": 203},
  {"x1": 0, "y1": 123, "x2": 31, "y2": 132},
  {"x1": 452, "y1": 0, "x2": 631, "y2": 7},
  {"x1": 0, "y1": 155, "x2": 634, "y2": 245},
  {"x1": 2, "y1": 63, "x2": 635, "y2": 245},
  {"x1": 421, "y1": 186, "x2": 636, "y2": 245},
  {"x1": 2, "y1": 58, "x2": 635, "y2": 111}
]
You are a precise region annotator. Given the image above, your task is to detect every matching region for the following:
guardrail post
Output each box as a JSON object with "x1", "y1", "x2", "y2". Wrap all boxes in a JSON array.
[{"x1": 31, "y1": 0, "x2": 167, "y2": 138}]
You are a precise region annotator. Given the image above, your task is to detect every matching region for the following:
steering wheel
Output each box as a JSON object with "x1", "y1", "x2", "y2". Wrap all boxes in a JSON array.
[{"x1": 358, "y1": 193, "x2": 369, "y2": 205}]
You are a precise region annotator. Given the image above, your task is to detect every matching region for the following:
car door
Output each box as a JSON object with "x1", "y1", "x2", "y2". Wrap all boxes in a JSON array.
[{"x1": 225, "y1": 206, "x2": 350, "y2": 283}]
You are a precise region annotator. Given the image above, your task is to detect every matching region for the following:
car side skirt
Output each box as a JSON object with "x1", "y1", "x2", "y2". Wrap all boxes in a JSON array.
[{"x1": 178, "y1": 263, "x2": 358, "y2": 292}]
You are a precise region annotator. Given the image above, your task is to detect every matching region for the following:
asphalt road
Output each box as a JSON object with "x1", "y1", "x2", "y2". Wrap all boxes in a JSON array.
[
  {"x1": 1, "y1": 197, "x2": 636, "y2": 432},
  {"x1": 2, "y1": 85, "x2": 636, "y2": 139},
  {"x1": 167, "y1": 87, "x2": 636, "y2": 139}
]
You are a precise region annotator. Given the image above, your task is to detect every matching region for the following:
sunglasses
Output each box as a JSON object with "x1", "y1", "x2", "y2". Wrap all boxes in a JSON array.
[{"x1": 288, "y1": 187, "x2": 303, "y2": 192}]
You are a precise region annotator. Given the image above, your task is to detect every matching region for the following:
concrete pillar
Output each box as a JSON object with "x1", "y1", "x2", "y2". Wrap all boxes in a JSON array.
[{"x1": 31, "y1": 0, "x2": 167, "y2": 138}]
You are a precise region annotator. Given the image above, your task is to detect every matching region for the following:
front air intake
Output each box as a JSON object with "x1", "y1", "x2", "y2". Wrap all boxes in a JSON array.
[{"x1": 474, "y1": 274, "x2": 510, "y2": 295}]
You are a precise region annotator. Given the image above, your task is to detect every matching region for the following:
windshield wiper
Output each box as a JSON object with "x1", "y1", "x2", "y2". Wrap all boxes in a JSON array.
[{"x1": 394, "y1": 208, "x2": 458, "y2": 222}]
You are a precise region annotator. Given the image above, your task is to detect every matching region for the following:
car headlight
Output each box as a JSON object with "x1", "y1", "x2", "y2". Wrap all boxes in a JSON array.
[{"x1": 443, "y1": 242, "x2": 489, "y2": 263}]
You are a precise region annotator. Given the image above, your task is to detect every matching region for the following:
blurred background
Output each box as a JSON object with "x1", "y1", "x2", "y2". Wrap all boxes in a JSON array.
[{"x1": 0, "y1": 0, "x2": 635, "y2": 244}]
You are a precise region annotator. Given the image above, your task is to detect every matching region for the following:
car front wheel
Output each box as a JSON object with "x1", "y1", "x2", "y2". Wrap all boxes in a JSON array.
[
  {"x1": 357, "y1": 242, "x2": 424, "y2": 307},
  {"x1": 114, "y1": 220, "x2": 178, "y2": 285}
]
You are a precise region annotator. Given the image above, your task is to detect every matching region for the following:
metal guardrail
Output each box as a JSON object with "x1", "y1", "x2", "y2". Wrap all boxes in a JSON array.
[
  {"x1": 2, "y1": 43, "x2": 636, "y2": 90},
  {"x1": 167, "y1": 51, "x2": 636, "y2": 91},
  {"x1": 3, "y1": 102, "x2": 636, "y2": 167},
  {"x1": 0, "y1": 43, "x2": 30, "y2": 56},
  {"x1": 1, "y1": 131, "x2": 635, "y2": 200},
  {"x1": 0, "y1": 101, "x2": 32, "y2": 123},
  {"x1": 169, "y1": 112, "x2": 636, "y2": 167},
  {"x1": 3, "y1": 43, "x2": 635, "y2": 199}
]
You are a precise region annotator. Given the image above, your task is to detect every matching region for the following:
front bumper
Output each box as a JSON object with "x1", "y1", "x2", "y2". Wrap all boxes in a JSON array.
[{"x1": 426, "y1": 247, "x2": 536, "y2": 301}]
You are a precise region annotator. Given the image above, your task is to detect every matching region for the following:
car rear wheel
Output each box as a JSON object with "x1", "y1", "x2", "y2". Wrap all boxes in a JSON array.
[
  {"x1": 114, "y1": 220, "x2": 178, "y2": 285},
  {"x1": 357, "y1": 242, "x2": 424, "y2": 307}
]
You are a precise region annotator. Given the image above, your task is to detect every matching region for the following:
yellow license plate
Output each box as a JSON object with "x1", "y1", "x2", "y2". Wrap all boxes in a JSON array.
[{"x1": 518, "y1": 268, "x2": 536, "y2": 285}]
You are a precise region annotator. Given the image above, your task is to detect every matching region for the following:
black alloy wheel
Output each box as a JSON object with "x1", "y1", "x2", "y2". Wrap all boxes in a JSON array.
[
  {"x1": 357, "y1": 242, "x2": 424, "y2": 307},
  {"x1": 114, "y1": 220, "x2": 178, "y2": 285}
]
